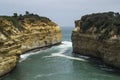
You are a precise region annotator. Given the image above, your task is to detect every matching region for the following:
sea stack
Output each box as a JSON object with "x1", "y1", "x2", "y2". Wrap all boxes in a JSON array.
[
  {"x1": 0, "y1": 12, "x2": 62, "y2": 76},
  {"x1": 72, "y1": 12, "x2": 120, "y2": 68}
]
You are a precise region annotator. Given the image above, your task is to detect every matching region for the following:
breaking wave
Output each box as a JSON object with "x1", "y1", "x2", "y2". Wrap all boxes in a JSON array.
[{"x1": 19, "y1": 41, "x2": 86, "y2": 62}]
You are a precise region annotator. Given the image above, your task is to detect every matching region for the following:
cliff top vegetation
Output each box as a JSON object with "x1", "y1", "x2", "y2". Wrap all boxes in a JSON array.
[
  {"x1": 0, "y1": 11, "x2": 57, "y2": 28},
  {"x1": 77, "y1": 12, "x2": 120, "y2": 40}
]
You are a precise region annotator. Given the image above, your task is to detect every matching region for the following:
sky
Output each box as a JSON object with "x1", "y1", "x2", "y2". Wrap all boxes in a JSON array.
[{"x1": 0, "y1": 0, "x2": 120, "y2": 26}]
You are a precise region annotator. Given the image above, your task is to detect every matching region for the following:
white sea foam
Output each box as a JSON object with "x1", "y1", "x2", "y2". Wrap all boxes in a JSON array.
[
  {"x1": 77, "y1": 55, "x2": 90, "y2": 59},
  {"x1": 34, "y1": 74, "x2": 51, "y2": 79},
  {"x1": 19, "y1": 41, "x2": 85, "y2": 62},
  {"x1": 43, "y1": 41, "x2": 85, "y2": 61},
  {"x1": 19, "y1": 50, "x2": 44, "y2": 62},
  {"x1": 35, "y1": 73, "x2": 55, "y2": 78},
  {"x1": 57, "y1": 41, "x2": 72, "y2": 53},
  {"x1": 34, "y1": 71, "x2": 70, "y2": 79},
  {"x1": 44, "y1": 53, "x2": 85, "y2": 61},
  {"x1": 59, "y1": 41, "x2": 72, "y2": 48}
]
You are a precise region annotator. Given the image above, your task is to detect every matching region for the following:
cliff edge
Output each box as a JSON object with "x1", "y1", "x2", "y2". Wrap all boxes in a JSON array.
[
  {"x1": 0, "y1": 12, "x2": 62, "y2": 76},
  {"x1": 72, "y1": 12, "x2": 120, "y2": 68}
]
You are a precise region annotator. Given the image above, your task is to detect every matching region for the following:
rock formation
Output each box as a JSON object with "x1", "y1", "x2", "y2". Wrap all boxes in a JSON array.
[
  {"x1": 72, "y1": 12, "x2": 120, "y2": 68},
  {"x1": 0, "y1": 12, "x2": 62, "y2": 76}
]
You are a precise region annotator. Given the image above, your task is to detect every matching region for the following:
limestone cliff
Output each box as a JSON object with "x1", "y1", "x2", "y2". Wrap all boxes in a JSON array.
[
  {"x1": 0, "y1": 12, "x2": 62, "y2": 76},
  {"x1": 72, "y1": 12, "x2": 120, "y2": 68}
]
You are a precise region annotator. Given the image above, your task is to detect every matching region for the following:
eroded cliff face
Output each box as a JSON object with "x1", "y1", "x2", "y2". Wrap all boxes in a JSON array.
[
  {"x1": 72, "y1": 12, "x2": 120, "y2": 68},
  {"x1": 0, "y1": 13, "x2": 62, "y2": 76}
]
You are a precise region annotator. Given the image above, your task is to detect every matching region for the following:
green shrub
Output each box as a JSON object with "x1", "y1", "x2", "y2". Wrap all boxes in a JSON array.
[{"x1": 80, "y1": 12, "x2": 120, "y2": 40}]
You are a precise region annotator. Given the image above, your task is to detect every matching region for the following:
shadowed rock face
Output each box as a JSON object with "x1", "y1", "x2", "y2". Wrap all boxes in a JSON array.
[
  {"x1": 0, "y1": 13, "x2": 62, "y2": 76},
  {"x1": 72, "y1": 12, "x2": 120, "y2": 69}
]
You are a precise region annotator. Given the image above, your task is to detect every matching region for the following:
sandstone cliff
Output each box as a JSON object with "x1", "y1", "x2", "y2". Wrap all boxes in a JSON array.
[
  {"x1": 72, "y1": 12, "x2": 120, "y2": 68},
  {"x1": 0, "y1": 12, "x2": 62, "y2": 76}
]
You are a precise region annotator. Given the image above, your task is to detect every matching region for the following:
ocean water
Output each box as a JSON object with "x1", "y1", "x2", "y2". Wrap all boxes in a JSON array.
[{"x1": 1, "y1": 26, "x2": 120, "y2": 80}]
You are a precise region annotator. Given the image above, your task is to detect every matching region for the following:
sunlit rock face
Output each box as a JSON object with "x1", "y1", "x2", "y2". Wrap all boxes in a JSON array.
[
  {"x1": 0, "y1": 12, "x2": 62, "y2": 76},
  {"x1": 72, "y1": 12, "x2": 120, "y2": 69}
]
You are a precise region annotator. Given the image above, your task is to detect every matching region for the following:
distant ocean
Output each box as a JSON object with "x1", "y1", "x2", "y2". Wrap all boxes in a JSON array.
[{"x1": 2, "y1": 26, "x2": 120, "y2": 80}]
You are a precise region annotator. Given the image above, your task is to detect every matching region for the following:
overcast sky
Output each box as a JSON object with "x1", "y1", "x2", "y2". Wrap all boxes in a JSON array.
[{"x1": 0, "y1": 0, "x2": 120, "y2": 26}]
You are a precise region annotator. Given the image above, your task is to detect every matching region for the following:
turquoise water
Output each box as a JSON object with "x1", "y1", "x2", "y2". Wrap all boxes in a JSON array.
[{"x1": 1, "y1": 26, "x2": 120, "y2": 80}]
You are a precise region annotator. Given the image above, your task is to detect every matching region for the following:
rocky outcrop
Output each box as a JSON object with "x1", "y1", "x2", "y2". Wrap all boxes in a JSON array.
[
  {"x1": 72, "y1": 12, "x2": 120, "y2": 68},
  {"x1": 0, "y1": 12, "x2": 62, "y2": 76},
  {"x1": 0, "y1": 55, "x2": 18, "y2": 76}
]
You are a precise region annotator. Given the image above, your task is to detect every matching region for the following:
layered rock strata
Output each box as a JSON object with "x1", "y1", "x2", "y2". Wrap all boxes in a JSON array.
[
  {"x1": 0, "y1": 13, "x2": 62, "y2": 76},
  {"x1": 72, "y1": 12, "x2": 120, "y2": 68}
]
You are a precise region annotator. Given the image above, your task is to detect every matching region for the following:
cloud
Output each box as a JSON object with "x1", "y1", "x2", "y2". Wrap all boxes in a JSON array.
[{"x1": 0, "y1": 0, "x2": 120, "y2": 26}]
